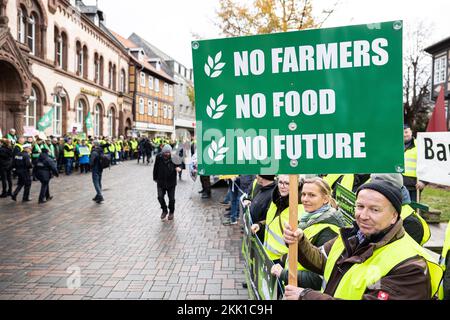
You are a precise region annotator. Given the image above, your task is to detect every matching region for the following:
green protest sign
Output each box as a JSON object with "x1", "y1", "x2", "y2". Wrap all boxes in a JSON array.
[
  {"x1": 192, "y1": 21, "x2": 404, "y2": 175},
  {"x1": 335, "y1": 183, "x2": 357, "y2": 225}
]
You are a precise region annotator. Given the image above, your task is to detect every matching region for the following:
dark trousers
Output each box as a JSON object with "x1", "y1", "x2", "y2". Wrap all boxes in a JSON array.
[
  {"x1": 65, "y1": 158, "x2": 74, "y2": 175},
  {"x1": 38, "y1": 179, "x2": 50, "y2": 201},
  {"x1": 92, "y1": 171, "x2": 103, "y2": 198},
  {"x1": 13, "y1": 171, "x2": 31, "y2": 200},
  {"x1": 200, "y1": 175, "x2": 211, "y2": 195},
  {"x1": 157, "y1": 185, "x2": 176, "y2": 213},
  {"x1": 80, "y1": 164, "x2": 89, "y2": 174},
  {"x1": 0, "y1": 167, "x2": 12, "y2": 194}
]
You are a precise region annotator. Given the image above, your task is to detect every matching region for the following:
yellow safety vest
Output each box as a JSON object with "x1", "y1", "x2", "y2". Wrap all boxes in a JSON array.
[
  {"x1": 286, "y1": 223, "x2": 341, "y2": 272},
  {"x1": 403, "y1": 140, "x2": 417, "y2": 178},
  {"x1": 439, "y1": 223, "x2": 450, "y2": 299},
  {"x1": 87, "y1": 143, "x2": 93, "y2": 152},
  {"x1": 131, "y1": 140, "x2": 138, "y2": 150},
  {"x1": 108, "y1": 144, "x2": 116, "y2": 153},
  {"x1": 250, "y1": 179, "x2": 258, "y2": 199},
  {"x1": 323, "y1": 233, "x2": 443, "y2": 300},
  {"x1": 115, "y1": 142, "x2": 122, "y2": 152},
  {"x1": 324, "y1": 174, "x2": 354, "y2": 192},
  {"x1": 401, "y1": 204, "x2": 431, "y2": 246},
  {"x1": 15, "y1": 143, "x2": 24, "y2": 152},
  {"x1": 64, "y1": 144, "x2": 74, "y2": 158},
  {"x1": 263, "y1": 202, "x2": 303, "y2": 261}
]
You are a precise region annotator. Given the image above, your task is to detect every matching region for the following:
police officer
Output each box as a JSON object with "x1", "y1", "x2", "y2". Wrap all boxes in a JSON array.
[
  {"x1": 35, "y1": 148, "x2": 59, "y2": 204},
  {"x1": 11, "y1": 144, "x2": 33, "y2": 202}
]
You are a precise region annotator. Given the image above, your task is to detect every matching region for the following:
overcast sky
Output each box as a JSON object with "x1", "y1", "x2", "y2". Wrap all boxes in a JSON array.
[{"x1": 89, "y1": 0, "x2": 450, "y2": 69}]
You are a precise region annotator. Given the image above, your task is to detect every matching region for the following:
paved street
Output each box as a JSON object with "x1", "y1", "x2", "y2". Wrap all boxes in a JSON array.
[{"x1": 0, "y1": 161, "x2": 248, "y2": 300}]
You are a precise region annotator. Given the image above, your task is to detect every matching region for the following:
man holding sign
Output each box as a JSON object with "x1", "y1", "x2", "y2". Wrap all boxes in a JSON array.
[{"x1": 283, "y1": 180, "x2": 442, "y2": 300}]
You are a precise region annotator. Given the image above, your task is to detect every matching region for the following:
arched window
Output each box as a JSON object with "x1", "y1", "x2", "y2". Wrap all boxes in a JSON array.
[
  {"x1": 76, "y1": 41, "x2": 83, "y2": 76},
  {"x1": 139, "y1": 98, "x2": 144, "y2": 114},
  {"x1": 18, "y1": 7, "x2": 26, "y2": 43},
  {"x1": 27, "y1": 14, "x2": 36, "y2": 55},
  {"x1": 108, "y1": 108, "x2": 114, "y2": 137},
  {"x1": 25, "y1": 88, "x2": 37, "y2": 128},
  {"x1": 163, "y1": 105, "x2": 168, "y2": 119},
  {"x1": 82, "y1": 45, "x2": 88, "y2": 79},
  {"x1": 112, "y1": 64, "x2": 117, "y2": 91},
  {"x1": 53, "y1": 95, "x2": 62, "y2": 136},
  {"x1": 168, "y1": 106, "x2": 173, "y2": 120},
  {"x1": 148, "y1": 100, "x2": 153, "y2": 116},
  {"x1": 108, "y1": 62, "x2": 113, "y2": 89},
  {"x1": 76, "y1": 99, "x2": 85, "y2": 125},
  {"x1": 99, "y1": 56, "x2": 104, "y2": 86},
  {"x1": 94, "y1": 104, "x2": 101, "y2": 136},
  {"x1": 120, "y1": 69, "x2": 126, "y2": 93},
  {"x1": 153, "y1": 101, "x2": 158, "y2": 118},
  {"x1": 94, "y1": 53, "x2": 100, "y2": 83}
]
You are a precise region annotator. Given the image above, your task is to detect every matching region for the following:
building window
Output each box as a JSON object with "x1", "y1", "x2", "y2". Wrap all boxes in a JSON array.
[
  {"x1": 148, "y1": 100, "x2": 153, "y2": 116},
  {"x1": 108, "y1": 62, "x2": 113, "y2": 89},
  {"x1": 76, "y1": 42, "x2": 83, "y2": 77},
  {"x1": 154, "y1": 101, "x2": 158, "y2": 117},
  {"x1": 27, "y1": 14, "x2": 36, "y2": 55},
  {"x1": 164, "y1": 83, "x2": 169, "y2": 96},
  {"x1": 55, "y1": 33, "x2": 63, "y2": 67},
  {"x1": 163, "y1": 105, "x2": 168, "y2": 119},
  {"x1": 53, "y1": 95, "x2": 62, "y2": 136},
  {"x1": 94, "y1": 104, "x2": 101, "y2": 136},
  {"x1": 169, "y1": 85, "x2": 173, "y2": 97},
  {"x1": 120, "y1": 69, "x2": 126, "y2": 93},
  {"x1": 434, "y1": 55, "x2": 447, "y2": 85},
  {"x1": 112, "y1": 64, "x2": 117, "y2": 91},
  {"x1": 148, "y1": 76, "x2": 153, "y2": 89},
  {"x1": 94, "y1": 53, "x2": 100, "y2": 83},
  {"x1": 76, "y1": 100, "x2": 85, "y2": 125},
  {"x1": 155, "y1": 79, "x2": 160, "y2": 92},
  {"x1": 82, "y1": 46, "x2": 88, "y2": 80},
  {"x1": 140, "y1": 72, "x2": 146, "y2": 87},
  {"x1": 25, "y1": 88, "x2": 37, "y2": 128},
  {"x1": 18, "y1": 8, "x2": 26, "y2": 43},
  {"x1": 139, "y1": 98, "x2": 145, "y2": 114},
  {"x1": 99, "y1": 56, "x2": 104, "y2": 86},
  {"x1": 108, "y1": 109, "x2": 114, "y2": 137},
  {"x1": 168, "y1": 106, "x2": 173, "y2": 120}
]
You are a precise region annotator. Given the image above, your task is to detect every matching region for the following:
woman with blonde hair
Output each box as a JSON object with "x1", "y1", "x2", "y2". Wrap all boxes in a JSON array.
[{"x1": 271, "y1": 177, "x2": 347, "y2": 291}]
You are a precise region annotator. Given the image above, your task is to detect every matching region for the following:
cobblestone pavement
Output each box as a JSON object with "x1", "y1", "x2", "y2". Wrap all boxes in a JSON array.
[{"x1": 0, "y1": 161, "x2": 248, "y2": 300}]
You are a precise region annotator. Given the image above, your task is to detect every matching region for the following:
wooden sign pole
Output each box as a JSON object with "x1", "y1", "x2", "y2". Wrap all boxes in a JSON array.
[{"x1": 288, "y1": 174, "x2": 299, "y2": 286}]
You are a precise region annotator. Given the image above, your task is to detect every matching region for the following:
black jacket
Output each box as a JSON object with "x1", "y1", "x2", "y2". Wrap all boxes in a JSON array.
[
  {"x1": 13, "y1": 151, "x2": 32, "y2": 172},
  {"x1": 153, "y1": 153, "x2": 179, "y2": 188},
  {"x1": 0, "y1": 145, "x2": 13, "y2": 170},
  {"x1": 35, "y1": 153, "x2": 59, "y2": 181},
  {"x1": 249, "y1": 182, "x2": 277, "y2": 242},
  {"x1": 90, "y1": 146, "x2": 104, "y2": 173}
]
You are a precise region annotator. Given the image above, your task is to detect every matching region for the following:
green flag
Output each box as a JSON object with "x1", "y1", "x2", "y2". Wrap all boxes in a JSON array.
[
  {"x1": 85, "y1": 112, "x2": 93, "y2": 129},
  {"x1": 37, "y1": 108, "x2": 54, "y2": 131}
]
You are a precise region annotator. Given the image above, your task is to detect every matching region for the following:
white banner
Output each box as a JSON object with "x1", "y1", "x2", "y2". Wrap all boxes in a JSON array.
[{"x1": 417, "y1": 132, "x2": 450, "y2": 186}]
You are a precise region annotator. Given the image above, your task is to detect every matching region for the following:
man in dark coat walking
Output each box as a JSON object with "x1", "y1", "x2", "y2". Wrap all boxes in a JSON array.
[
  {"x1": 90, "y1": 141, "x2": 105, "y2": 204},
  {"x1": 0, "y1": 139, "x2": 13, "y2": 197},
  {"x1": 35, "y1": 148, "x2": 59, "y2": 204},
  {"x1": 153, "y1": 144, "x2": 181, "y2": 220}
]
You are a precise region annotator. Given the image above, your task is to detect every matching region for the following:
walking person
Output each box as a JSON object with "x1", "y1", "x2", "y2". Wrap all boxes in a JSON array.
[
  {"x1": 11, "y1": 144, "x2": 33, "y2": 202},
  {"x1": 90, "y1": 141, "x2": 105, "y2": 204},
  {"x1": 35, "y1": 148, "x2": 59, "y2": 204},
  {"x1": 0, "y1": 139, "x2": 13, "y2": 198},
  {"x1": 64, "y1": 138, "x2": 75, "y2": 175},
  {"x1": 153, "y1": 144, "x2": 181, "y2": 221}
]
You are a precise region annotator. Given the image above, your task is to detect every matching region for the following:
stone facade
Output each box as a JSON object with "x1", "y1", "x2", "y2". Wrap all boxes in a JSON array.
[{"x1": 1, "y1": 0, "x2": 133, "y2": 138}]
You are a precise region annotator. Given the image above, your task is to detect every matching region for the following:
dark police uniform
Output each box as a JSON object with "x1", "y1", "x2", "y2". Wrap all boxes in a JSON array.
[
  {"x1": 12, "y1": 150, "x2": 33, "y2": 201},
  {"x1": 35, "y1": 151, "x2": 59, "y2": 203}
]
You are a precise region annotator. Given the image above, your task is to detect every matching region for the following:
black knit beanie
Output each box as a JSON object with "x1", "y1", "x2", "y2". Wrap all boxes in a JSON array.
[
  {"x1": 259, "y1": 175, "x2": 276, "y2": 181},
  {"x1": 357, "y1": 180, "x2": 402, "y2": 215}
]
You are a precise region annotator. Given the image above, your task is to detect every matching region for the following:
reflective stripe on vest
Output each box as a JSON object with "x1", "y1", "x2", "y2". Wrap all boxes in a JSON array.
[
  {"x1": 439, "y1": 223, "x2": 450, "y2": 300},
  {"x1": 16, "y1": 144, "x2": 24, "y2": 152},
  {"x1": 263, "y1": 202, "x2": 303, "y2": 261},
  {"x1": 64, "y1": 144, "x2": 74, "y2": 158},
  {"x1": 251, "y1": 179, "x2": 258, "y2": 199},
  {"x1": 323, "y1": 233, "x2": 443, "y2": 299},
  {"x1": 403, "y1": 141, "x2": 417, "y2": 178},
  {"x1": 401, "y1": 204, "x2": 431, "y2": 246}
]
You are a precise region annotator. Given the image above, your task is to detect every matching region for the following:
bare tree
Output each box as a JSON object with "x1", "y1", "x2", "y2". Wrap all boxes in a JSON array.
[{"x1": 403, "y1": 22, "x2": 434, "y2": 132}]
